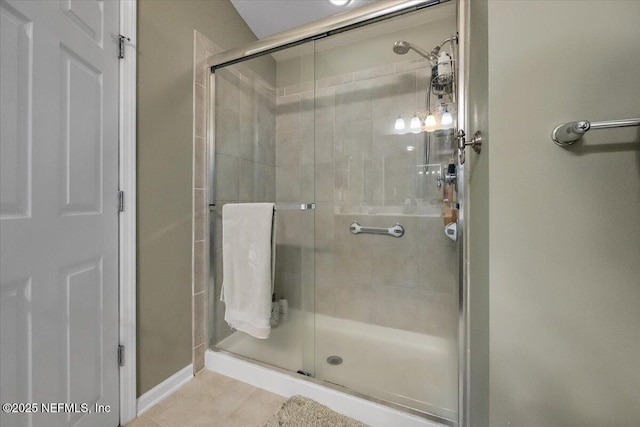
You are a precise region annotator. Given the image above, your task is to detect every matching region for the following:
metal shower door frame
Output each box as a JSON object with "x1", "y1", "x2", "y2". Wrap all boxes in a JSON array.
[{"x1": 206, "y1": 1, "x2": 469, "y2": 425}]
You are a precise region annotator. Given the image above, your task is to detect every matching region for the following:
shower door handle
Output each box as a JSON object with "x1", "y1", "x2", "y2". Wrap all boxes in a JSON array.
[{"x1": 457, "y1": 129, "x2": 483, "y2": 164}]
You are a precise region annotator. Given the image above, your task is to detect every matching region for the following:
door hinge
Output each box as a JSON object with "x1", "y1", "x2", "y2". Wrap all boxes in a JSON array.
[
  {"x1": 118, "y1": 345, "x2": 125, "y2": 366},
  {"x1": 118, "y1": 35, "x2": 130, "y2": 59},
  {"x1": 117, "y1": 190, "x2": 124, "y2": 212}
]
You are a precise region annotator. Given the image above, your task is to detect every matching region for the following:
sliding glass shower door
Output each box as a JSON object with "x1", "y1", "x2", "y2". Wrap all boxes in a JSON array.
[
  {"x1": 209, "y1": 1, "x2": 460, "y2": 424},
  {"x1": 309, "y1": 3, "x2": 459, "y2": 421},
  {"x1": 304, "y1": 4, "x2": 458, "y2": 421},
  {"x1": 210, "y1": 43, "x2": 317, "y2": 377}
]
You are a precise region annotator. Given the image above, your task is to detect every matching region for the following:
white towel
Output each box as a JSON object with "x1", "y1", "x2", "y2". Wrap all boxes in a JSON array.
[{"x1": 221, "y1": 203, "x2": 276, "y2": 339}]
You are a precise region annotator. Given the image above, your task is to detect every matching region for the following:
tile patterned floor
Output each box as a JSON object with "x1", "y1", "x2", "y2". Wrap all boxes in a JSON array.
[{"x1": 125, "y1": 371, "x2": 285, "y2": 427}]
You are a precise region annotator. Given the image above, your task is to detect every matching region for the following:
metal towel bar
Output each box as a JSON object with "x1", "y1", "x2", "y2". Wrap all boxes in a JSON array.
[
  {"x1": 349, "y1": 222, "x2": 405, "y2": 238},
  {"x1": 552, "y1": 117, "x2": 640, "y2": 146},
  {"x1": 209, "y1": 203, "x2": 315, "y2": 211}
]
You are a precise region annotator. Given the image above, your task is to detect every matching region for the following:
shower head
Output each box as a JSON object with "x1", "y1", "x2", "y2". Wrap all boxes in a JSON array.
[
  {"x1": 392, "y1": 40, "x2": 411, "y2": 55},
  {"x1": 393, "y1": 40, "x2": 439, "y2": 64}
]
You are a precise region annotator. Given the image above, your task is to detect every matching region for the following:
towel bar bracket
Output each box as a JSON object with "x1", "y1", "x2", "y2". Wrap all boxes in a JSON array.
[{"x1": 552, "y1": 118, "x2": 640, "y2": 146}]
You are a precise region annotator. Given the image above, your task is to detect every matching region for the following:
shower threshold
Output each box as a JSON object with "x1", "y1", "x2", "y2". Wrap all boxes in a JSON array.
[
  {"x1": 206, "y1": 349, "x2": 454, "y2": 427},
  {"x1": 209, "y1": 311, "x2": 457, "y2": 427}
]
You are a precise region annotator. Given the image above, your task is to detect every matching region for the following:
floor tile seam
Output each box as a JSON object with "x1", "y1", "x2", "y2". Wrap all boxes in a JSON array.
[{"x1": 222, "y1": 389, "x2": 283, "y2": 424}]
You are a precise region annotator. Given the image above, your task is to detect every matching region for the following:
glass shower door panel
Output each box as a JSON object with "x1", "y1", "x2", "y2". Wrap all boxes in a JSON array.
[
  {"x1": 210, "y1": 57, "x2": 277, "y2": 360},
  {"x1": 273, "y1": 41, "x2": 316, "y2": 377},
  {"x1": 210, "y1": 43, "x2": 316, "y2": 377},
  {"x1": 312, "y1": 3, "x2": 460, "y2": 422}
]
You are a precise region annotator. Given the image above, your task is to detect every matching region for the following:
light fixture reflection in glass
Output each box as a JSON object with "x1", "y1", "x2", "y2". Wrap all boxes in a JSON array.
[
  {"x1": 410, "y1": 115, "x2": 421, "y2": 130},
  {"x1": 395, "y1": 116, "x2": 405, "y2": 131},
  {"x1": 423, "y1": 113, "x2": 437, "y2": 132},
  {"x1": 441, "y1": 110, "x2": 453, "y2": 127},
  {"x1": 406, "y1": 145, "x2": 415, "y2": 152}
]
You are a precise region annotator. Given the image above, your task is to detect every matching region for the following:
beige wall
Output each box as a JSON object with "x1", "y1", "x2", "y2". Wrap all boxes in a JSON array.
[
  {"x1": 137, "y1": 0, "x2": 274, "y2": 396},
  {"x1": 487, "y1": 1, "x2": 640, "y2": 425}
]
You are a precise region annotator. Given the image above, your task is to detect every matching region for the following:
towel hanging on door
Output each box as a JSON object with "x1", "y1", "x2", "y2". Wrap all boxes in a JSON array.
[{"x1": 220, "y1": 203, "x2": 276, "y2": 339}]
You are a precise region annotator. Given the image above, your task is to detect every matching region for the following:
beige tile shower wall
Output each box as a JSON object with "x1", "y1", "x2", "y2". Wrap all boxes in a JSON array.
[
  {"x1": 275, "y1": 59, "x2": 458, "y2": 337},
  {"x1": 192, "y1": 31, "x2": 218, "y2": 375},
  {"x1": 292, "y1": 5, "x2": 456, "y2": 85},
  {"x1": 329, "y1": 214, "x2": 457, "y2": 336},
  {"x1": 211, "y1": 63, "x2": 277, "y2": 345}
]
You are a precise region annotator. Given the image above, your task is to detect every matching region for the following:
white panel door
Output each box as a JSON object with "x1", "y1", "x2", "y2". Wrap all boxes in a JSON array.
[{"x1": 0, "y1": 1, "x2": 119, "y2": 426}]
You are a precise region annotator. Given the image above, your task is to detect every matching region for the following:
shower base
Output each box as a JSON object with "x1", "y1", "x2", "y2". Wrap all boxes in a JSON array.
[{"x1": 210, "y1": 310, "x2": 457, "y2": 426}]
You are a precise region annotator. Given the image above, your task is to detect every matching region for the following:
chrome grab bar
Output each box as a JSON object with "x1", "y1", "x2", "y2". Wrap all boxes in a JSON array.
[
  {"x1": 209, "y1": 202, "x2": 315, "y2": 211},
  {"x1": 552, "y1": 118, "x2": 640, "y2": 146},
  {"x1": 349, "y1": 222, "x2": 404, "y2": 238}
]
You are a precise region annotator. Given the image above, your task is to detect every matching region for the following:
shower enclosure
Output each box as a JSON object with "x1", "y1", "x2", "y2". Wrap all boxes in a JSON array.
[{"x1": 208, "y1": 1, "x2": 462, "y2": 424}]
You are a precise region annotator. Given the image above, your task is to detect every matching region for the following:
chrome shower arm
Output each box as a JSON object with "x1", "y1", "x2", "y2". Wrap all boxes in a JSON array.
[
  {"x1": 439, "y1": 35, "x2": 458, "y2": 48},
  {"x1": 409, "y1": 44, "x2": 436, "y2": 60}
]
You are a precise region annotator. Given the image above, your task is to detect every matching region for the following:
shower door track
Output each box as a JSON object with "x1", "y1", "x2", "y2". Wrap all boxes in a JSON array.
[{"x1": 209, "y1": 0, "x2": 447, "y2": 71}]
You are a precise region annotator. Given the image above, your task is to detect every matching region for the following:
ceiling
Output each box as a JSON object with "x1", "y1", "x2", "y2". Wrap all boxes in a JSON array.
[{"x1": 230, "y1": 0, "x2": 378, "y2": 39}]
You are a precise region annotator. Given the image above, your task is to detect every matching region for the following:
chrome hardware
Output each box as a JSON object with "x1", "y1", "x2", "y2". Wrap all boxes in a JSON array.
[
  {"x1": 326, "y1": 355, "x2": 343, "y2": 365},
  {"x1": 436, "y1": 171, "x2": 456, "y2": 189},
  {"x1": 210, "y1": 1, "x2": 443, "y2": 71},
  {"x1": 457, "y1": 129, "x2": 482, "y2": 164},
  {"x1": 118, "y1": 35, "x2": 131, "y2": 59},
  {"x1": 349, "y1": 222, "x2": 405, "y2": 238},
  {"x1": 117, "y1": 190, "x2": 124, "y2": 212},
  {"x1": 209, "y1": 202, "x2": 315, "y2": 212},
  {"x1": 118, "y1": 345, "x2": 125, "y2": 366},
  {"x1": 457, "y1": 129, "x2": 482, "y2": 153},
  {"x1": 552, "y1": 118, "x2": 640, "y2": 146}
]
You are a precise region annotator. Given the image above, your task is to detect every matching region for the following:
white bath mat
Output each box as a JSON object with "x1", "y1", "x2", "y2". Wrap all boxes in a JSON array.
[{"x1": 264, "y1": 395, "x2": 368, "y2": 427}]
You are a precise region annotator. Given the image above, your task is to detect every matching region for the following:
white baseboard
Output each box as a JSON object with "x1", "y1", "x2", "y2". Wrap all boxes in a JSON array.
[
  {"x1": 137, "y1": 364, "x2": 193, "y2": 416},
  {"x1": 205, "y1": 350, "x2": 443, "y2": 427}
]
